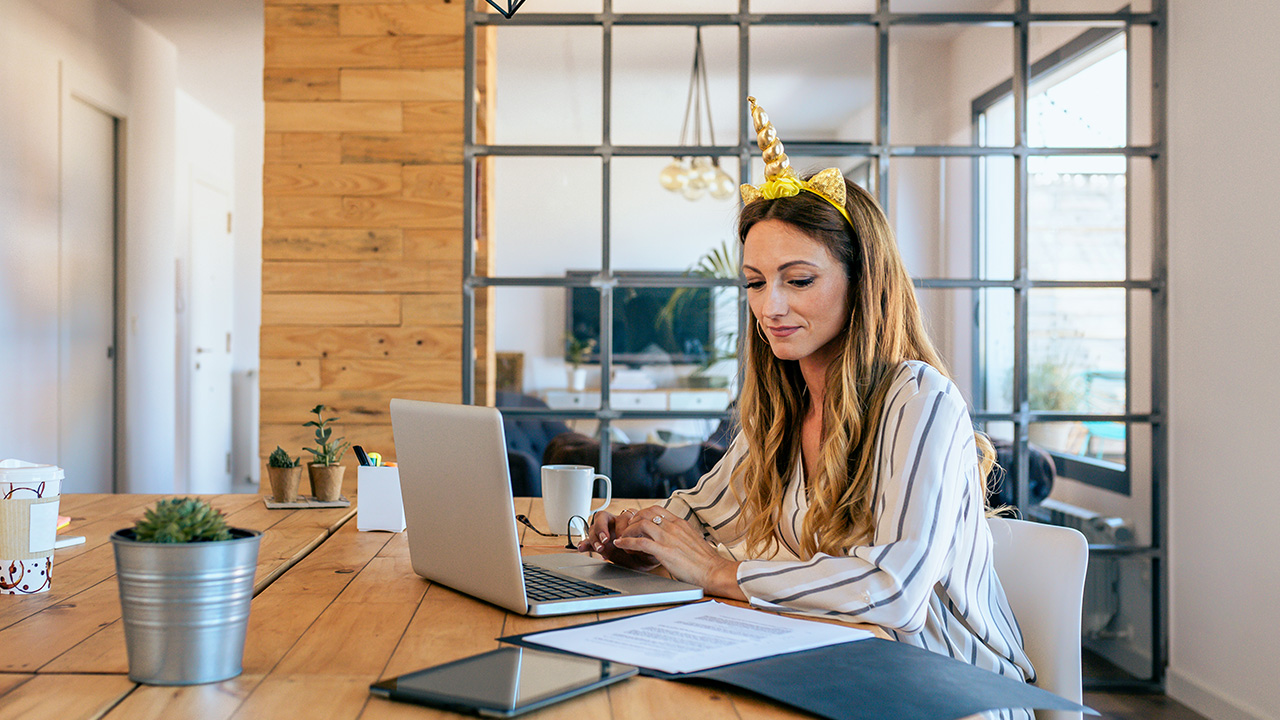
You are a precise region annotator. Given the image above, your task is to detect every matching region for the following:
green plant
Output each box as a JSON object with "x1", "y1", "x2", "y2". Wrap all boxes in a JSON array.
[
  {"x1": 267, "y1": 445, "x2": 300, "y2": 469},
  {"x1": 656, "y1": 239, "x2": 740, "y2": 367},
  {"x1": 1028, "y1": 360, "x2": 1084, "y2": 412},
  {"x1": 303, "y1": 404, "x2": 350, "y2": 466},
  {"x1": 132, "y1": 498, "x2": 232, "y2": 543},
  {"x1": 565, "y1": 336, "x2": 597, "y2": 369}
]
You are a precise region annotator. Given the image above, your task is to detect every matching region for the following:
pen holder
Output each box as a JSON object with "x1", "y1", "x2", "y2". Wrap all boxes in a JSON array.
[
  {"x1": 1, "y1": 459, "x2": 64, "y2": 595},
  {"x1": 357, "y1": 466, "x2": 405, "y2": 532}
]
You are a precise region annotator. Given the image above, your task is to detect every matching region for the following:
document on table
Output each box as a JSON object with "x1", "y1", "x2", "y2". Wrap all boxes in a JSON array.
[{"x1": 521, "y1": 601, "x2": 873, "y2": 674}]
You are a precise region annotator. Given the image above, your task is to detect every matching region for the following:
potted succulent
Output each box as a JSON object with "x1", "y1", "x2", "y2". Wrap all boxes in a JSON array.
[
  {"x1": 565, "y1": 336, "x2": 596, "y2": 391},
  {"x1": 304, "y1": 404, "x2": 350, "y2": 502},
  {"x1": 111, "y1": 497, "x2": 261, "y2": 685},
  {"x1": 265, "y1": 445, "x2": 302, "y2": 503}
]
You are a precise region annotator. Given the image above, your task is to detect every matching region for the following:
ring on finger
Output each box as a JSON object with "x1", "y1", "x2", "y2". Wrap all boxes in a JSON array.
[{"x1": 652, "y1": 515, "x2": 663, "y2": 525}]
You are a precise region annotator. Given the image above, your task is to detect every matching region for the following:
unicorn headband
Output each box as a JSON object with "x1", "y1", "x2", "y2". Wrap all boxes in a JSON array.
[{"x1": 739, "y1": 96, "x2": 853, "y2": 226}]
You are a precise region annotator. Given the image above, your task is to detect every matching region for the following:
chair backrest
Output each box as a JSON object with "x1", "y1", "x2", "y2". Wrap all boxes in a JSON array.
[{"x1": 987, "y1": 517, "x2": 1089, "y2": 720}]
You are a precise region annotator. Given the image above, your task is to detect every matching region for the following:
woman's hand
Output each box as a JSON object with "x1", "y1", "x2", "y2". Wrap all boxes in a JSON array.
[
  {"x1": 576, "y1": 509, "x2": 659, "y2": 571},
  {"x1": 613, "y1": 507, "x2": 746, "y2": 601}
]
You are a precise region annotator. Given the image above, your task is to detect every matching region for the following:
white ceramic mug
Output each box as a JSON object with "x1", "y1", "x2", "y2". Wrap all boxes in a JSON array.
[{"x1": 541, "y1": 464, "x2": 611, "y2": 536}]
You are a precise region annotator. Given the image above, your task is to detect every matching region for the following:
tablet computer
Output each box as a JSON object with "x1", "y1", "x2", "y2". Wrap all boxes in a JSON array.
[{"x1": 369, "y1": 646, "x2": 638, "y2": 717}]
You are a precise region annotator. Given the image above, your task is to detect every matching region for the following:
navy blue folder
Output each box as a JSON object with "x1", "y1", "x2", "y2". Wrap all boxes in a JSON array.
[{"x1": 501, "y1": 613, "x2": 1095, "y2": 720}]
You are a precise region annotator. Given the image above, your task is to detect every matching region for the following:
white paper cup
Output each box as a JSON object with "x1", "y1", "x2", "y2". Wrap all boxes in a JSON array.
[
  {"x1": 541, "y1": 464, "x2": 610, "y2": 536},
  {"x1": 1, "y1": 459, "x2": 64, "y2": 595}
]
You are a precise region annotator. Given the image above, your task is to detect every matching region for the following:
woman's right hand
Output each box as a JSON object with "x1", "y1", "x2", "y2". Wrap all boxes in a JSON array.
[{"x1": 576, "y1": 509, "x2": 660, "y2": 571}]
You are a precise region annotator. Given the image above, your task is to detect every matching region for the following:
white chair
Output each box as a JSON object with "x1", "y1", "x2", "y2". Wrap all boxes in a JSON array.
[{"x1": 987, "y1": 517, "x2": 1089, "y2": 720}]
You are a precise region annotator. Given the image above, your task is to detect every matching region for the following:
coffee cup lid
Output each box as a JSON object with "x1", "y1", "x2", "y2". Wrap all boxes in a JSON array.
[{"x1": 0, "y1": 459, "x2": 65, "y2": 483}]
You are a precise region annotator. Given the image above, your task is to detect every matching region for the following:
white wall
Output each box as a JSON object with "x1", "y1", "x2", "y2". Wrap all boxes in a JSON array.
[
  {"x1": 0, "y1": 0, "x2": 179, "y2": 491},
  {"x1": 1166, "y1": 3, "x2": 1280, "y2": 719},
  {"x1": 231, "y1": 110, "x2": 263, "y2": 491},
  {"x1": 174, "y1": 91, "x2": 235, "y2": 492}
]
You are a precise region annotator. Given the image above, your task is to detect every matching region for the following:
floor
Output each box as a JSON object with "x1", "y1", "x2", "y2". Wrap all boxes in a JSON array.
[
  {"x1": 1083, "y1": 692, "x2": 1210, "y2": 720},
  {"x1": 1082, "y1": 650, "x2": 1209, "y2": 720}
]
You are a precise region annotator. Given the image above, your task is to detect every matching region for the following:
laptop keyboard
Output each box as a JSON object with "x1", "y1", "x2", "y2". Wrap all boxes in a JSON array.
[{"x1": 522, "y1": 562, "x2": 621, "y2": 602}]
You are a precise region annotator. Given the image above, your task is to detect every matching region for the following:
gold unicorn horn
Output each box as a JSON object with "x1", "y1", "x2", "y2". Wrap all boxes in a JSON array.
[{"x1": 749, "y1": 96, "x2": 793, "y2": 181}]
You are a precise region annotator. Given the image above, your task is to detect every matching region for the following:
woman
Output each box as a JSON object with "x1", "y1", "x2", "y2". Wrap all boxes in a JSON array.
[{"x1": 579, "y1": 97, "x2": 1035, "y2": 713}]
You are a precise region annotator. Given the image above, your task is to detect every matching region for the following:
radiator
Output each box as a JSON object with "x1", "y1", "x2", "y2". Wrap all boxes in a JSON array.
[{"x1": 1027, "y1": 498, "x2": 1134, "y2": 639}]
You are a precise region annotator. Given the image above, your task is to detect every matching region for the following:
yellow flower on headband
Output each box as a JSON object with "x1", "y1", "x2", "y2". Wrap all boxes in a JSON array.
[
  {"x1": 739, "y1": 97, "x2": 854, "y2": 226},
  {"x1": 760, "y1": 176, "x2": 804, "y2": 200}
]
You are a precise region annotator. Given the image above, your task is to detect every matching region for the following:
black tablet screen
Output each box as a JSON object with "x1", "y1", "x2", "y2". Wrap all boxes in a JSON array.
[{"x1": 372, "y1": 647, "x2": 635, "y2": 716}]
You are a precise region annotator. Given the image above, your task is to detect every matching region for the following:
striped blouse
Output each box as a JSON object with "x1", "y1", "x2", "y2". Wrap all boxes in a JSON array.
[{"x1": 663, "y1": 361, "x2": 1035, "y2": 720}]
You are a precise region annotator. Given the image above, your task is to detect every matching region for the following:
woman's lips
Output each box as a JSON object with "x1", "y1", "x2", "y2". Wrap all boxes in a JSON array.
[{"x1": 767, "y1": 326, "x2": 799, "y2": 338}]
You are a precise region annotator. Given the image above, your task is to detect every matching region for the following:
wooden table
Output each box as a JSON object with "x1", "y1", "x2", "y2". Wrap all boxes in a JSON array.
[{"x1": 1, "y1": 495, "x2": 830, "y2": 720}]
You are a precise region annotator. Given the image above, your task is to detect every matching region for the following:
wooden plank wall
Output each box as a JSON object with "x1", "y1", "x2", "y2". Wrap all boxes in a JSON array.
[{"x1": 261, "y1": 0, "x2": 494, "y2": 473}]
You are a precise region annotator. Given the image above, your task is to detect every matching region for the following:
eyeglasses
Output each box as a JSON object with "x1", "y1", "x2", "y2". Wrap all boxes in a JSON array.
[{"x1": 515, "y1": 514, "x2": 589, "y2": 550}]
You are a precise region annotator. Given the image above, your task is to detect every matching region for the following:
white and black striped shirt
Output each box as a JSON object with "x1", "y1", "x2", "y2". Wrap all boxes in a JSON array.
[{"x1": 664, "y1": 362, "x2": 1035, "y2": 720}]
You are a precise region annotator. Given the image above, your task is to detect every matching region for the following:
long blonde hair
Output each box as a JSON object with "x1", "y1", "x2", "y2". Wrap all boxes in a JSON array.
[{"x1": 734, "y1": 178, "x2": 996, "y2": 559}]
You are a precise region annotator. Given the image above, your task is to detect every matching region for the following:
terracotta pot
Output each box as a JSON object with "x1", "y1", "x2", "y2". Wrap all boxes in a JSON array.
[
  {"x1": 307, "y1": 464, "x2": 346, "y2": 502},
  {"x1": 266, "y1": 466, "x2": 302, "y2": 503}
]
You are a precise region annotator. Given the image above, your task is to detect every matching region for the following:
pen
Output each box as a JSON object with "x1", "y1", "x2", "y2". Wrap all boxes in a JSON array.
[
  {"x1": 367, "y1": 452, "x2": 382, "y2": 467},
  {"x1": 353, "y1": 445, "x2": 371, "y2": 466}
]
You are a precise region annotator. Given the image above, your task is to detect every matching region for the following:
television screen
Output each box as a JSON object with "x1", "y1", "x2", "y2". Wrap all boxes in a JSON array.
[{"x1": 566, "y1": 272, "x2": 715, "y2": 366}]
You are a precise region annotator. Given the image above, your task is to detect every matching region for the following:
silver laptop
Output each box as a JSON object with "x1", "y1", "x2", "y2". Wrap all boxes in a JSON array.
[{"x1": 390, "y1": 398, "x2": 703, "y2": 616}]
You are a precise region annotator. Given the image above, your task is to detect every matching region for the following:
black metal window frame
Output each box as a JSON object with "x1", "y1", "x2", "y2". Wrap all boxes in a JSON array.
[
  {"x1": 970, "y1": 24, "x2": 1133, "y2": 497},
  {"x1": 461, "y1": 0, "x2": 1168, "y2": 691}
]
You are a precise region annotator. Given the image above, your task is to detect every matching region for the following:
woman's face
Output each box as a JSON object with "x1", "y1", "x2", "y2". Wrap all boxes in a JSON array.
[{"x1": 741, "y1": 219, "x2": 851, "y2": 366}]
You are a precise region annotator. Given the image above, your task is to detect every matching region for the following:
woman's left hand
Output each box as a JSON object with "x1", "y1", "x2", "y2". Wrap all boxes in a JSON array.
[{"x1": 613, "y1": 507, "x2": 746, "y2": 601}]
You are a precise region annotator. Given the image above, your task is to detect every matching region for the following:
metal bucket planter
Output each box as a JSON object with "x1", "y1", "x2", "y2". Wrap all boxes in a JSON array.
[{"x1": 111, "y1": 528, "x2": 261, "y2": 685}]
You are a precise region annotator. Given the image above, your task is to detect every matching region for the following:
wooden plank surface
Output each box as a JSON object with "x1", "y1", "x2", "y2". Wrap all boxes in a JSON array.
[
  {"x1": 2, "y1": 496, "x2": 894, "y2": 720},
  {"x1": 0, "y1": 494, "x2": 355, "y2": 676},
  {"x1": 0, "y1": 675, "x2": 134, "y2": 720}
]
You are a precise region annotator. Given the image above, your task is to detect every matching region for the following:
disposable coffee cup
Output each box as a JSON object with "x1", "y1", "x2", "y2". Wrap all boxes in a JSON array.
[
  {"x1": 0, "y1": 459, "x2": 64, "y2": 595},
  {"x1": 541, "y1": 464, "x2": 611, "y2": 536}
]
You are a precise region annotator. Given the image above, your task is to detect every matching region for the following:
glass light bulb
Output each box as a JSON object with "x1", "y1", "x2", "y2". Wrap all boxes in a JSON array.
[
  {"x1": 709, "y1": 168, "x2": 736, "y2": 200},
  {"x1": 659, "y1": 159, "x2": 689, "y2": 192},
  {"x1": 699, "y1": 159, "x2": 719, "y2": 186},
  {"x1": 681, "y1": 181, "x2": 707, "y2": 201},
  {"x1": 685, "y1": 166, "x2": 708, "y2": 191}
]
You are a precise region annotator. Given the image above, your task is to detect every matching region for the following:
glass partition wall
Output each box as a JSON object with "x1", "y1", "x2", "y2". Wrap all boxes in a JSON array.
[{"x1": 463, "y1": 0, "x2": 1166, "y2": 690}]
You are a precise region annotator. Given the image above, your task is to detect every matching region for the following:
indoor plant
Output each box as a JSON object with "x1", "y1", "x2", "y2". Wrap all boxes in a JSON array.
[
  {"x1": 265, "y1": 445, "x2": 302, "y2": 503},
  {"x1": 565, "y1": 336, "x2": 596, "y2": 391},
  {"x1": 657, "y1": 239, "x2": 740, "y2": 388},
  {"x1": 304, "y1": 404, "x2": 349, "y2": 502},
  {"x1": 1026, "y1": 358, "x2": 1085, "y2": 451},
  {"x1": 111, "y1": 497, "x2": 261, "y2": 685}
]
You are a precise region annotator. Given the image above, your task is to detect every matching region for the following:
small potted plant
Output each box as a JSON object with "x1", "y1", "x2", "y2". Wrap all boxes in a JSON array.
[
  {"x1": 565, "y1": 336, "x2": 596, "y2": 391},
  {"x1": 304, "y1": 404, "x2": 350, "y2": 502},
  {"x1": 111, "y1": 497, "x2": 261, "y2": 685},
  {"x1": 265, "y1": 445, "x2": 302, "y2": 503}
]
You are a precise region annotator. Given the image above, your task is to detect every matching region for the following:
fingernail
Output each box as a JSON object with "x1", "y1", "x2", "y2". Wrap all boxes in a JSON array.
[
  {"x1": 594, "y1": 542, "x2": 602, "y2": 552},
  {"x1": 598, "y1": 532, "x2": 608, "y2": 542}
]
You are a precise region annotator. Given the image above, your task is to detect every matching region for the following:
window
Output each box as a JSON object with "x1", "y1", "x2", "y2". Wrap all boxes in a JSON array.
[
  {"x1": 464, "y1": 1, "x2": 1166, "y2": 689},
  {"x1": 975, "y1": 29, "x2": 1137, "y2": 494}
]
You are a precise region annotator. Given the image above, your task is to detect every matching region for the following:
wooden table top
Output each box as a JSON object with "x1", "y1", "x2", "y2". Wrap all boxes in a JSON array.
[{"x1": 0, "y1": 495, "x2": 836, "y2": 720}]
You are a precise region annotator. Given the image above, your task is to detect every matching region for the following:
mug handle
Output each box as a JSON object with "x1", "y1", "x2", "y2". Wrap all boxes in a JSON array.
[{"x1": 590, "y1": 474, "x2": 611, "y2": 515}]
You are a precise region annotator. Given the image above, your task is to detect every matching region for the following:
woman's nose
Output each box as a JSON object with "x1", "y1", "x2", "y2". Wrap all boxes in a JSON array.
[{"x1": 762, "y1": 285, "x2": 787, "y2": 317}]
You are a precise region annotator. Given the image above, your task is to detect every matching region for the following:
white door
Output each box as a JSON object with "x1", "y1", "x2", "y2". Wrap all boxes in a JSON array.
[
  {"x1": 58, "y1": 97, "x2": 117, "y2": 494},
  {"x1": 187, "y1": 180, "x2": 234, "y2": 494}
]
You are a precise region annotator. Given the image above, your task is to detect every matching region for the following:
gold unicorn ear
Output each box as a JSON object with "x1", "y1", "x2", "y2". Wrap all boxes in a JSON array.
[
  {"x1": 808, "y1": 167, "x2": 847, "y2": 208},
  {"x1": 740, "y1": 184, "x2": 762, "y2": 205}
]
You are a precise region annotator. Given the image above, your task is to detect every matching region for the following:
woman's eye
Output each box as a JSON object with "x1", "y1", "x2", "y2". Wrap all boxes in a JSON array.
[
  {"x1": 743, "y1": 280, "x2": 765, "y2": 290},
  {"x1": 790, "y1": 277, "x2": 815, "y2": 288}
]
